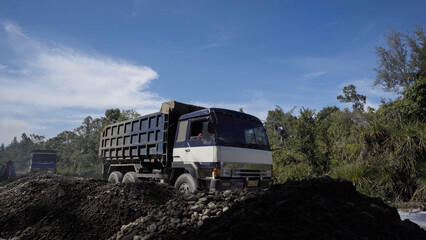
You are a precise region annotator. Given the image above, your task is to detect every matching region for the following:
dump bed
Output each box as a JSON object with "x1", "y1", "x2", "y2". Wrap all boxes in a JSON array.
[
  {"x1": 29, "y1": 150, "x2": 57, "y2": 173},
  {"x1": 99, "y1": 101, "x2": 204, "y2": 166}
]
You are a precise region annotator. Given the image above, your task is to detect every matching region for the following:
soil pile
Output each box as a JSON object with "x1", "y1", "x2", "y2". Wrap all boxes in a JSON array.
[
  {"x1": 0, "y1": 173, "x2": 175, "y2": 240},
  {"x1": 114, "y1": 177, "x2": 426, "y2": 240},
  {"x1": 1, "y1": 174, "x2": 425, "y2": 240},
  {"x1": 112, "y1": 188, "x2": 257, "y2": 240}
]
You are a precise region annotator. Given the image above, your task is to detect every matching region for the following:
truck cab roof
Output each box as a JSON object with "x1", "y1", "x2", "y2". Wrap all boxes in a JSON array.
[{"x1": 178, "y1": 108, "x2": 261, "y2": 122}]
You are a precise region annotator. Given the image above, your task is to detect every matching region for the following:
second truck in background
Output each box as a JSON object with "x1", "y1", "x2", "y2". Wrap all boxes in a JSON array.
[{"x1": 99, "y1": 101, "x2": 273, "y2": 193}]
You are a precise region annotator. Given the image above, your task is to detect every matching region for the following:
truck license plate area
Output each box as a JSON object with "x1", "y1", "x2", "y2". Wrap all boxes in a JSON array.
[{"x1": 247, "y1": 180, "x2": 258, "y2": 187}]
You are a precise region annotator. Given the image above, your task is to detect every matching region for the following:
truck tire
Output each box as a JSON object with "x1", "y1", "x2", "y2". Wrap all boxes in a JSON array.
[
  {"x1": 122, "y1": 172, "x2": 140, "y2": 183},
  {"x1": 108, "y1": 171, "x2": 123, "y2": 183},
  {"x1": 174, "y1": 173, "x2": 198, "y2": 195}
]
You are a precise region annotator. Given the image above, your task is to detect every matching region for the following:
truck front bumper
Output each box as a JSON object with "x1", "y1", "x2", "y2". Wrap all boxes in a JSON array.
[{"x1": 199, "y1": 178, "x2": 272, "y2": 191}]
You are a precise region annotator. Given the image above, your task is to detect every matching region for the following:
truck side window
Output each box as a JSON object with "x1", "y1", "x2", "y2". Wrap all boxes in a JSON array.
[
  {"x1": 176, "y1": 120, "x2": 188, "y2": 142},
  {"x1": 190, "y1": 121, "x2": 203, "y2": 140},
  {"x1": 189, "y1": 120, "x2": 213, "y2": 144}
]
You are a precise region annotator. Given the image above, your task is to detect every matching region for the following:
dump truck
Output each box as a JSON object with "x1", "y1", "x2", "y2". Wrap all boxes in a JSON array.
[
  {"x1": 28, "y1": 150, "x2": 57, "y2": 173},
  {"x1": 99, "y1": 101, "x2": 272, "y2": 193}
]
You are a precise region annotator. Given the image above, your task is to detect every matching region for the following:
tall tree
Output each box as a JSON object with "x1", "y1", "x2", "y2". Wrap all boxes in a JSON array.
[
  {"x1": 374, "y1": 24, "x2": 426, "y2": 93},
  {"x1": 118, "y1": 109, "x2": 141, "y2": 122},
  {"x1": 337, "y1": 84, "x2": 366, "y2": 111},
  {"x1": 104, "y1": 108, "x2": 121, "y2": 124}
]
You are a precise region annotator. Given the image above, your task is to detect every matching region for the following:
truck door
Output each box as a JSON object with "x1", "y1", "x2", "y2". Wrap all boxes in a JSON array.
[
  {"x1": 173, "y1": 117, "x2": 215, "y2": 163},
  {"x1": 173, "y1": 120, "x2": 190, "y2": 162},
  {"x1": 186, "y1": 117, "x2": 215, "y2": 163}
]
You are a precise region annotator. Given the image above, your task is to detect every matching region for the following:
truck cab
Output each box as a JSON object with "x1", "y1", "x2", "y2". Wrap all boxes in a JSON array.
[{"x1": 171, "y1": 108, "x2": 273, "y2": 193}]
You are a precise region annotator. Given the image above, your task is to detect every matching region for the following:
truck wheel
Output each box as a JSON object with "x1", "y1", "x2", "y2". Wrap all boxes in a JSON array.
[
  {"x1": 174, "y1": 173, "x2": 197, "y2": 195},
  {"x1": 122, "y1": 172, "x2": 140, "y2": 183},
  {"x1": 108, "y1": 171, "x2": 123, "y2": 183}
]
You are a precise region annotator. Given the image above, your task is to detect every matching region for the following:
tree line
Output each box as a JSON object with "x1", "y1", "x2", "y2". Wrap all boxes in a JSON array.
[
  {"x1": 0, "y1": 109, "x2": 140, "y2": 178},
  {"x1": 0, "y1": 25, "x2": 424, "y2": 202},
  {"x1": 266, "y1": 24, "x2": 425, "y2": 202}
]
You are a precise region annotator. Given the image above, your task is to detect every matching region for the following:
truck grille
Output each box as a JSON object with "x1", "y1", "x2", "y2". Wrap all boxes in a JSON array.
[{"x1": 232, "y1": 169, "x2": 266, "y2": 178}]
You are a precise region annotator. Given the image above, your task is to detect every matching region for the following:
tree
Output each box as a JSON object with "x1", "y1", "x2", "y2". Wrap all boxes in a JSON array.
[
  {"x1": 294, "y1": 108, "x2": 324, "y2": 174},
  {"x1": 337, "y1": 84, "x2": 366, "y2": 111},
  {"x1": 104, "y1": 108, "x2": 121, "y2": 124},
  {"x1": 118, "y1": 110, "x2": 141, "y2": 122},
  {"x1": 265, "y1": 106, "x2": 297, "y2": 145},
  {"x1": 30, "y1": 134, "x2": 45, "y2": 145},
  {"x1": 374, "y1": 24, "x2": 426, "y2": 93}
]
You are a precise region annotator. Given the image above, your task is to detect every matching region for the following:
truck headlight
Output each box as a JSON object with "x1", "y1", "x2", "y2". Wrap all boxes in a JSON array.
[
  {"x1": 265, "y1": 169, "x2": 272, "y2": 177},
  {"x1": 221, "y1": 168, "x2": 232, "y2": 177}
]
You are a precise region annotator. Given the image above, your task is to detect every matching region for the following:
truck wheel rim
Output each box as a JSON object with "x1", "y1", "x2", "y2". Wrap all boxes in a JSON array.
[{"x1": 179, "y1": 183, "x2": 190, "y2": 194}]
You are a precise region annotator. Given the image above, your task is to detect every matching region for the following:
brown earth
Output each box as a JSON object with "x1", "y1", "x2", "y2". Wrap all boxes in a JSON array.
[{"x1": 1, "y1": 174, "x2": 425, "y2": 240}]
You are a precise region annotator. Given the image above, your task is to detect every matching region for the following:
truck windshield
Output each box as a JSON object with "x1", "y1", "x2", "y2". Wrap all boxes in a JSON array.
[{"x1": 215, "y1": 114, "x2": 270, "y2": 151}]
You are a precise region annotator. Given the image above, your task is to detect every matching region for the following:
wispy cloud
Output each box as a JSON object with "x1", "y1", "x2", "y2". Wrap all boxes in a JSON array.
[
  {"x1": 0, "y1": 22, "x2": 164, "y2": 144},
  {"x1": 199, "y1": 43, "x2": 226, "y2": 50},
  {"x1": 0, "y1": 117, "x2": 45, "y2": 144},
  {"x1": 302, "y1": 71, "x2": 325, "y2": 80},
  {"x1": 1, "y1": 23, "x2": 162, "y2": 110}
]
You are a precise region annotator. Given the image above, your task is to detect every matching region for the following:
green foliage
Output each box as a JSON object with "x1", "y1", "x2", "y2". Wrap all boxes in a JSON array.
[
  {"x1": 329, "y1": 161, "x2": 377, "y2": 197},
  {"x1": 274, "y1": 162, "x2": 313, "y2": 183},
  {"x1": 268, "y1": 23, "x2": 425, "y2": 203}
]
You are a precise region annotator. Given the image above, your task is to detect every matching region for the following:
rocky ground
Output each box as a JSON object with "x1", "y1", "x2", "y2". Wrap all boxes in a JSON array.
[{"x1": 1, "y1": 173, "x2": 425, "y2": 240}]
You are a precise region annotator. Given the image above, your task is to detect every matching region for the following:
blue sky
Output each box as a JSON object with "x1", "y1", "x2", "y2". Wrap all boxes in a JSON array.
[{"x1": 0, "y1": 0, "x2": 425, "y2": 145}]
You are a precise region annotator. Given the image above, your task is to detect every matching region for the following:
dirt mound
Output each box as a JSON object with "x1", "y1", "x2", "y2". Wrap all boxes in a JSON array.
[
  {"x1": 1, "y1": 175, "x2": 425, "y2": 240},
  {"x1": 0, "y1": 173, "x2": 175, "y2": 240},
  {"x1": 185, "y1": 177, "x2": 426, "y2": 240},
  {"x1": 114, "y1": 177, "x2": 426, "y2": 240}
]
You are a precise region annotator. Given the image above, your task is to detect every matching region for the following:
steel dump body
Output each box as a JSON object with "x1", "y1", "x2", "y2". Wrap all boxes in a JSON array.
[
  {"x1": 99, "y1": 112, "x2": 169, "y2": 164},
  {"x1": 29, "y1": 150, "x2": 57, "y2": 173},
  {"x1": 99, "y1": 101, "x2": 204, "y2": 168}
]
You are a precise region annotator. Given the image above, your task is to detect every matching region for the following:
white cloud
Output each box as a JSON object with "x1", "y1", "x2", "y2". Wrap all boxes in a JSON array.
[
  {"x1": 199, "y1": 43, "x2": 226, "y2": 51},
  {"x1": 0, "y1": 118, "x2": 45, "y2": 144},
  {"x1": 302, "y1": 71, "x2": 325, "y2": 80},
  {"x1": 0, "y1": 23, "x2": 163, "y2": 110},
  {"x1": 0, "y1": 22, "x2": 165, "y2": 144}
]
